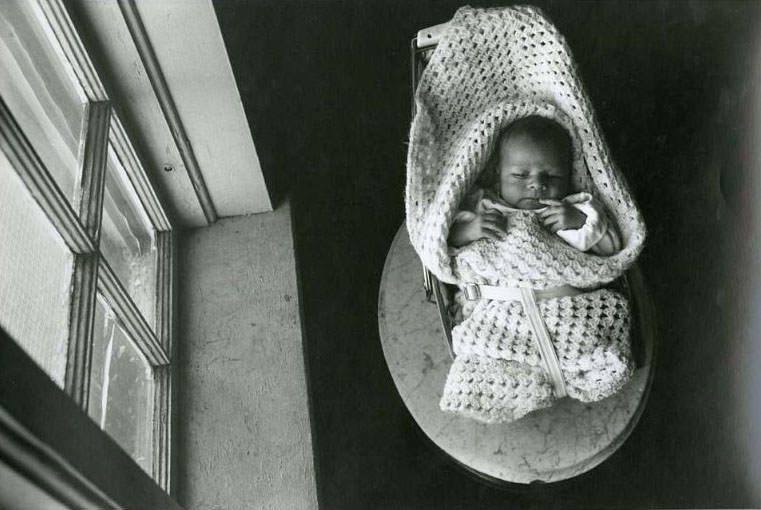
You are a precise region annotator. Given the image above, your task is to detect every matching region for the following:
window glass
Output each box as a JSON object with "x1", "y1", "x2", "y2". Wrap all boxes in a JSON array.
[
  {"x1": 88, "y1": 295, "x2": 154, "y2": 475},
  {"x1": 0, "y1": 147, "x2": 73, "y2": 387},
  {"x1": 100, "y1": 148, "x2": 157, "y2": 329},
  {"x1": 0, "y1": 1, "x2": 87, "y2": 205}
]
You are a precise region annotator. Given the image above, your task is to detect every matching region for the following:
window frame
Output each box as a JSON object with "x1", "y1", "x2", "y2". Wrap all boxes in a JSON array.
[{"x1": 0, "y1": 0, "x2": 177, "y2": 502}]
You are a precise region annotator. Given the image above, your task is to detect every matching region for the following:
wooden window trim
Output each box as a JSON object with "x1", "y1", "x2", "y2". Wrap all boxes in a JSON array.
[
  {"x1": 153, "y1": 231, "x2": 176, "y2": 492},
  {"x1": 115, "y1": 0, "x2": 218, "y2": 224},
  {"x1": 65, "y1": 254, "x2": 99, "y2": 410},
  {"x1": 76, "y1": 102, "x2": 111, "y2": 240}
]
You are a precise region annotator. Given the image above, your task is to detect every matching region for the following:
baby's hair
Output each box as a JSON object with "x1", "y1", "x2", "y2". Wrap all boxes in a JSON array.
[{"x1": 477, "y1": 115, "x2": 573, "y2": 190}]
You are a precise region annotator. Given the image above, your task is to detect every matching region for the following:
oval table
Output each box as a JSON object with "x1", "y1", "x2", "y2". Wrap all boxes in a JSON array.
[{"x1": 378, "y1": 225, "x2": 655, "y2": 484}]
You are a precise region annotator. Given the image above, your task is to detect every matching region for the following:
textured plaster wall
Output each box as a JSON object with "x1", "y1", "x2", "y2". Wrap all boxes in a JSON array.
[{"x1": 177, "y1": 200, "x2": 317, "y2": 510}]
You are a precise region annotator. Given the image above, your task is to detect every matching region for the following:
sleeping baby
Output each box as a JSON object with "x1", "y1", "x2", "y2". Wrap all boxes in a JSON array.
[{"x1": 439, "y1": 115, "x2": 635, "y2": 424}]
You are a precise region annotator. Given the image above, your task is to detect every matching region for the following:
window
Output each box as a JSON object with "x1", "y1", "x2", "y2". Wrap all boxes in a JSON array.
[{"x1": 0, "y1": 0, "x2": 174, "y2": 493}]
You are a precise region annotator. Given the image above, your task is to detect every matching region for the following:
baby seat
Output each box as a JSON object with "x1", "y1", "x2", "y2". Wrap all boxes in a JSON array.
[{"x1": 379, "y1": 5, "x2": 655, "y2": 484}]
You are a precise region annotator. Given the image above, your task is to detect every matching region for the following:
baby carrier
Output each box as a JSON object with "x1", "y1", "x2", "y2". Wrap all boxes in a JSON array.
[{"x1": 405, "y1": 6, "x2": 647, "y2": 423}]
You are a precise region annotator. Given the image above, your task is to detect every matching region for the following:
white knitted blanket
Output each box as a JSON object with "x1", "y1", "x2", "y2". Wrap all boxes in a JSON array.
[
  {"x1": 441, "y1": 210, "x2": 634, "y2": 423},
  {"x1": 405, "y1": 6, "x2": 647, "y2": 423},
  {"x1": 406, "y1": 5, "x2": 646, "y2": 284}
]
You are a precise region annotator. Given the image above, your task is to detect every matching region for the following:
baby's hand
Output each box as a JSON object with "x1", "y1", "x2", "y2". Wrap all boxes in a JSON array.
[
  {"x1": 538, "y1": 199, "x2": 587, "y2": 232},
  {"x1": 448, "y1": 209, "x2": 507, "y2": 247}
]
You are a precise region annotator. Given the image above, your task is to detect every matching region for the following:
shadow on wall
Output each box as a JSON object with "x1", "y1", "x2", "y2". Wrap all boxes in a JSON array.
[{"x1": 214, "y1": 1, "x2": 761, "y2": 508}]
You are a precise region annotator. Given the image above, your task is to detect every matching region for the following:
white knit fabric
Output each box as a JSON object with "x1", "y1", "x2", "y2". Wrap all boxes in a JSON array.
[
  {"x1": 406, "y1": 5, "x2": 646, "y2": 284},
  {"x1": 405, "y1": 6, "x2": 647, "y2": 424},
  {"x1": 441, "y1": 210, "x2": 634, "y2": 423}
]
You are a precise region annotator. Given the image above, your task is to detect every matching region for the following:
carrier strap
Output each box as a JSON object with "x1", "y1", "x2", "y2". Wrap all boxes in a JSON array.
[
  {"x1": 518, "y1": 288, "x2": 568, "y2": 398},
  {"x1": 462, "y1": 283, "x2": 571, "y2": 398}
]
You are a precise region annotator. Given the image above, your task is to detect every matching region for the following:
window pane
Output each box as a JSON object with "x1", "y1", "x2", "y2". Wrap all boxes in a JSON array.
[
  {"x1": 100, "y1": 148, "x2": 157, "y2": 329},
  {"x1": 0, "y1": 147, "x2": 72, "y2": 387},
  {"x1": 88, "y1": 295, "x2": 154, "y2": 475},
  {"x1": 0, "y1": 1, "x2": 86, "y2": 204}
]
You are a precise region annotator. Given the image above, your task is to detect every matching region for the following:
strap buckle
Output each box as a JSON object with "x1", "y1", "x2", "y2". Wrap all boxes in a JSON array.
[{"x1": 463, "y1": 283, "x2": 481, "y2": 301}]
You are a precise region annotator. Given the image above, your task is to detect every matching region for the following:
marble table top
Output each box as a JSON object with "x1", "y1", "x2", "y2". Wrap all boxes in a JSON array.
[{"x1": 378, "y1": 225, "x2": 655, "y2": 484}]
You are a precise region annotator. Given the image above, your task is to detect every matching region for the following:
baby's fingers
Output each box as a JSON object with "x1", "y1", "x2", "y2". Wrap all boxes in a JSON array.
[
  {"x1": 480, "y1": 228, "x2": 501, "y2": 241},
  {"x1": 481, "y1": 223, "x2": 504, "y2": 238},
  {"x1": 480, "y1": 225, "x2": 502, "y2": 238},
  {"x1": 481, "y1": 210, "x2": 505, "y2": 223},
  {"x1": 540, "y1": 213, "x2": 562, "y2": 232},
  {"x1": 539, "y1": 206, "x2": 562, "y2": 219},
  {"x1": 481, "y1": 216, "x2": 507, "y2": 232}
]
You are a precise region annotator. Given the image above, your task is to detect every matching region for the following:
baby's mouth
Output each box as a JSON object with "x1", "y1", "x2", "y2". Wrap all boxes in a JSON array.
[{"x1": 519, "y1": 197, "x2": 543, "y2": 209}]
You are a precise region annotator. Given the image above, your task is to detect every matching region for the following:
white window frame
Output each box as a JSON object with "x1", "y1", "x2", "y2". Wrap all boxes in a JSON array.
[{"x1": 0, "y1": 1, "x2": 177, "y2": 506}]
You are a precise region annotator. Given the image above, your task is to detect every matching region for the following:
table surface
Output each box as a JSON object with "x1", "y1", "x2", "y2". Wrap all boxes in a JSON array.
[{"x1": 378, "y1": 225, "x2": 654, "y2": 484}]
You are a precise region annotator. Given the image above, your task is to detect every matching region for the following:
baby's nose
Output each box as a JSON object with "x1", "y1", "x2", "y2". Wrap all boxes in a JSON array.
[{"x1": 527, "y1": 177, "x2": 548, "y2": 191}]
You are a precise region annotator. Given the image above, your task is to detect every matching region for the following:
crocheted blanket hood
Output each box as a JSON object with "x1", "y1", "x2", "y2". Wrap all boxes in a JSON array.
[{"x1": 406, "y1": 5, "x2": 646, "y2": 284}]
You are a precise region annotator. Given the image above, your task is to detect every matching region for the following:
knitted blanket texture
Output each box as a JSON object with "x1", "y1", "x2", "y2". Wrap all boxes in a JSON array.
[
  {"x1": 442, "y1": 211, "x2": 634, "y2": 423},
  {"x1": 405, "y1": 6, "x2": 647, "y2": 423}
]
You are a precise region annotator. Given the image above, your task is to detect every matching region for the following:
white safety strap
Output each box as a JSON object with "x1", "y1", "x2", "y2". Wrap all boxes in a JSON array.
[
  {"x1": 462, "y1": 283, "x2": 522, "y2": 301},
  {"x1": 461, "y1": 282, "x2": 569, "y2": 398},
  {"x1": 518, "y1": 288, "x2": 567, "y2": 398}
]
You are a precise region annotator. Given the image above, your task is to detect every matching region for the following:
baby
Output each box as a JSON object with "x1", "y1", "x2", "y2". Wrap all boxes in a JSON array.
[
  {"x1": 448, "y1": 115, "x2": 620, "y2": 255},
  {"x1": 439, "y1": 115, "x2": 634, "y2": 424}
]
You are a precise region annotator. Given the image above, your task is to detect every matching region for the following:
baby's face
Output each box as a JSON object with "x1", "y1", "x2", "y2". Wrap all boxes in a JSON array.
[{"x1": 497, "y1": 134, "x2": 571, "y2": 209}]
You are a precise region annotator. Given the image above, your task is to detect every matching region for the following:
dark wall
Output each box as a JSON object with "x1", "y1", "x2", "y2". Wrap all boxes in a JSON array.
[{"x1": 214, "y1": 1, "x2": 761, "y2": 508}]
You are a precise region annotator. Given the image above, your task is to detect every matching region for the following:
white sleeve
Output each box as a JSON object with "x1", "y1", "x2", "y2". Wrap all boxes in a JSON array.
[{"x1": 556, "y1": 193, "x2": 610, "y2": 252}]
